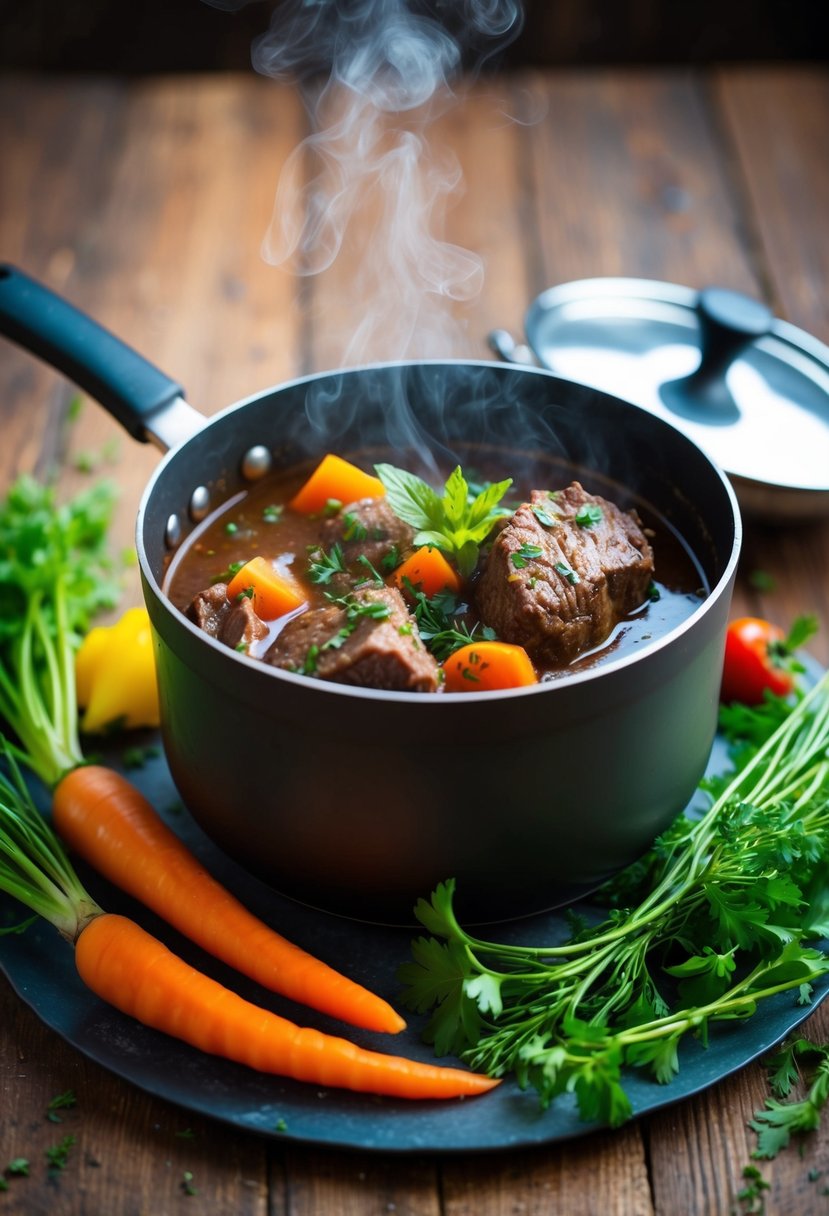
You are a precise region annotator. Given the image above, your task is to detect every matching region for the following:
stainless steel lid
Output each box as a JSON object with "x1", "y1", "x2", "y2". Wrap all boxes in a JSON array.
[{"x1": 490, "y1": 278, "x2": 829, "y2": 520}]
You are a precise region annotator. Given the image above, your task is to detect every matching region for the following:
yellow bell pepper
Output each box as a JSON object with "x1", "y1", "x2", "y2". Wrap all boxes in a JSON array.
[{"x1": 76, "y1": 606, "x2": 160, "y2": 733}]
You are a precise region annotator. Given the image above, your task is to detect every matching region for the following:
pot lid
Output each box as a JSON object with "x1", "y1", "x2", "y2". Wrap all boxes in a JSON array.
[{"x1": 493, "y1": 277, "x2": 829, "y2": 516}]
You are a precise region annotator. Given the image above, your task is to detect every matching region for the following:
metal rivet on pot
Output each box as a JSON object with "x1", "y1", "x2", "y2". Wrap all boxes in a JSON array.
[
  {"x1": 241, "y1": 445, "x2": 272, "y2": 480},
  {"x1": 189, "y1": 485, "x2": 211, "y2": 522},
  {"x1": 164, "y1": 513, "x2": 182, "y2": 549}
]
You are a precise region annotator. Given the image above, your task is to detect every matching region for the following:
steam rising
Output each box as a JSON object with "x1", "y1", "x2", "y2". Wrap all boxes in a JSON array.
[{"x1": 205, "y1": 0, "x2": 522, "y2": 364}]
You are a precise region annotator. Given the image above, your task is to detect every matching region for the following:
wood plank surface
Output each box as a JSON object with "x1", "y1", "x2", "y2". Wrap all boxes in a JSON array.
[
  {"x1": 1, "y1": 65, "x2": 828, "y2": 1216},
  {"x1": 714, "y1": 67, "x2": 829, "y2": 664},
  {"x1": 715, "y1": 66, "x2": 829, "y2": 344},
  {"x1": 442, "y1": 1123, "x2": 653, "y2": 1216},
  {"x1": 524, "y1": 69, "x2": 762, "y2": 297},
  {"x1": 648, "y1": 1000, "x2": 829, "y2": 1216},
  {"x1": 273, "y1": 1149, "x2": 441, "y2": 1216},
  {"x1": 0, "y1": 73, "x2": 308, "y2": 608},
  {"x1": 0, "y1": 993, "x2": 268, "y2": 1216}
]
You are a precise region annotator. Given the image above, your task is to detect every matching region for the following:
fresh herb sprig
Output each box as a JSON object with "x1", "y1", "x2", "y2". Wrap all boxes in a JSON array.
[
  {"x1": 375, "y1": 464, "x2": 512, "y2": 578},
  {"x1": 400, "y1": 671, "x2": 829, "y2": 1125}
]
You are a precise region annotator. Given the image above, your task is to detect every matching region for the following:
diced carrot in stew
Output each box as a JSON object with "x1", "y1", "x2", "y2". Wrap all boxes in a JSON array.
[
  {"x1": 289, "y1": 454, "x2": 386, "y2": 515},
  {"x1": 442, "y1": 641, "x2": 538, "y2": 692},
  {"x1": 394, "y1": 546, "x2": 462, "y2": 598},
  {"x1": 226, "y1": 557, "x2": 305, "y2": 621}
]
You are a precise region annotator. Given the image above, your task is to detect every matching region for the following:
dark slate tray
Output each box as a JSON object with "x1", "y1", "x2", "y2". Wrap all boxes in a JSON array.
[{"x1": 2, "y1": 728, "x2": 826, "y2": 1154}]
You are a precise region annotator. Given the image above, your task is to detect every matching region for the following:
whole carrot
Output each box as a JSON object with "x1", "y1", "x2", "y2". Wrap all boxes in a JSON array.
[
  {"x1": 76, "y1": 913, "x2": 497, "y2": 1099},
  {"x1": 0, "y1": 477, "x2": 497, "y2": 1098},
  {"x1": 1, "y1": 746, "x2": 498, "y2": 1101},
  {"x1": 53, "y1": 764, "x2": 405, "y2": 1034}
]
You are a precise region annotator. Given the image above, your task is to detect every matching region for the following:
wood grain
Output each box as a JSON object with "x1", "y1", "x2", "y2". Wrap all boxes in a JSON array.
[
  {"x1": 0, "y1": 73, "x2": 308, "y2": 609},
  {"x1": 0, "y1": 985, "x2": 268, "y2": 1216},
  {"x1": 649, "y1": 1002, "x2": 829, "y2": 1216},
  {"x1": 442, "y1": 1124, "x2": 653, "y2": 1216},
  {"x1": 523, "y1": 69, "x2": 762, "y2": 295},
  {"x1": 712, "y1": 66, "x2": 829, "y2": 664},
  {"x1": 272, "y1": 1148, "x2": 441, "y2": 1216},
  {"x1": 715, "y1": 66, "x2": 829, "y2": 344}
]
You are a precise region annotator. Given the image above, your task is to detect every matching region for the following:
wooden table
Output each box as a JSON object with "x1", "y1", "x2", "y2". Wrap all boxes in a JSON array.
[{"x1": 1, "y1": 64, "x2": 828, "y2": 1215}]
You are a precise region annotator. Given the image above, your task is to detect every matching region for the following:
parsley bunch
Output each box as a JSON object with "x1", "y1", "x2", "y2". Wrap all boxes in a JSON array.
[
  {"x1": 400, "y1": 672, "x2": 829, "y2": 1126},
  {"x1": 0, "y1": 476, "x2": 120, "y2": 784}
]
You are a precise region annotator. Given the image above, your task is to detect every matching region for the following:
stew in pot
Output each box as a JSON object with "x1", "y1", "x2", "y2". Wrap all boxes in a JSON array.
[{"x1": 164, "y1": 450, "x2": 707, "y2": 692}]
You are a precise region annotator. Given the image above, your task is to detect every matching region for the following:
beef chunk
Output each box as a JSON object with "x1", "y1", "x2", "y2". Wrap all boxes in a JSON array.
[
  {"x1": 265, "y1": 585, "x2": 439, "y2": 692},
  {"x1": 320, "y1": 497, "x2": 414, "y2": 574},
  {"x1": 187, "y1": 583, "x2": 269, "y2": 652},
  {"x1": 474, "y1": 482, "x2": 655, "y2": 665}
]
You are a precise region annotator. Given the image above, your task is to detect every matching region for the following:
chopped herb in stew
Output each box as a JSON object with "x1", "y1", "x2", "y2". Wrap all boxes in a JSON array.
[{"x1": 165, "y1": 452, "x2": 707, "y2": 693}]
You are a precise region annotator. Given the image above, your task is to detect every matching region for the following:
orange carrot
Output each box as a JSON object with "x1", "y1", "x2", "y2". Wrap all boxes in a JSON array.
[
  {"x1": 394, "y1": 546, "x2": 462, "y2": 598},
  {"x1": 289, "y1": 454, "x2": 385, "y2": 515},
  {"x1": 442, "y1": 641, "x2": 538, "y2": 693},
  {"x1": 226, "y1": 556, "x2": 305, "y2": 620},
  {"x1": 76, "y1": 914, "x2": 498, "y2": 1099},
  {"x1": 53, "y1": 765, "x2": 405, "y2": 1035}
]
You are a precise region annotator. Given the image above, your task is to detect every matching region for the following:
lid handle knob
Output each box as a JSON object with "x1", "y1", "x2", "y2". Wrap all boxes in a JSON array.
[{"x1": 659, "y1": 286, "x2": 773, "y2": 421}]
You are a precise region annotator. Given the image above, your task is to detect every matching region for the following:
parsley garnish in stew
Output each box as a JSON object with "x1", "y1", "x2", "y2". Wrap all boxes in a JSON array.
[
  {"x1": 406, "y1": 586, "x2": 496, "y2": 662},
  {"x1": 532, "y1": 503, "x2": 559, "y2": 528},
  {"x1": 307, "y1": 543, "x2": 348, "y2": 585},
  {"x1": 320, "y1": 592, "x2": 394, "y2": 652},
  {"x1": 554, "y1": 560, "x2": 580, "y2": 585},
  {"x1": 375, "y1": 463, "x2": 512, "y2": 578},
  {"x1": 326, "y1": 592, "x2": 393, "y2": 624},
  {"x1": 354, "y1": 554, "x2": 385, "y2": 587},
  {"x1": 302, "y1": 644, "x2": 320, "y2": 674},
  {"x1": 342, "y1": 512, "x2": 368, "y2": 542},
  {"x1": 511, "y1": 543, "x2": 544, "y2": 569},
  {"x1": 212, "y1": 560, "x2": 245, "y2": 585},
  {"x1": 575, "y1": 503, "x2": 603, "y2": 527},
  {"x1": 381, "y1": 544, "x2": 402, "y2": 573}
]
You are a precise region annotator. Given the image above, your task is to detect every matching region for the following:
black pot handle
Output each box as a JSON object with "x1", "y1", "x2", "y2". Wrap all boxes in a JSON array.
[{"x1": 0, "y1": 264, "x2": 186, "y2": 442}]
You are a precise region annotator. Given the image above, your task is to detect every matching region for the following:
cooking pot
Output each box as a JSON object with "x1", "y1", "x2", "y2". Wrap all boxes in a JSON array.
[{"x1": 0, "y1": 264, "x2": 741, "y2": 924}]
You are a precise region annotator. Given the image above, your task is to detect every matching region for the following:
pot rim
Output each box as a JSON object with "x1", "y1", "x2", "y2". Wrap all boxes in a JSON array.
[{"x1": 135, "y1": 359, "x2": 743, "y2": 705}]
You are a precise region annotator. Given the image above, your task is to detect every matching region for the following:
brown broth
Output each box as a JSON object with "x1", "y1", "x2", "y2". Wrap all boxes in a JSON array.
[{"x1": 164, "y1": 449, "x2": 708, "y2": 681}]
